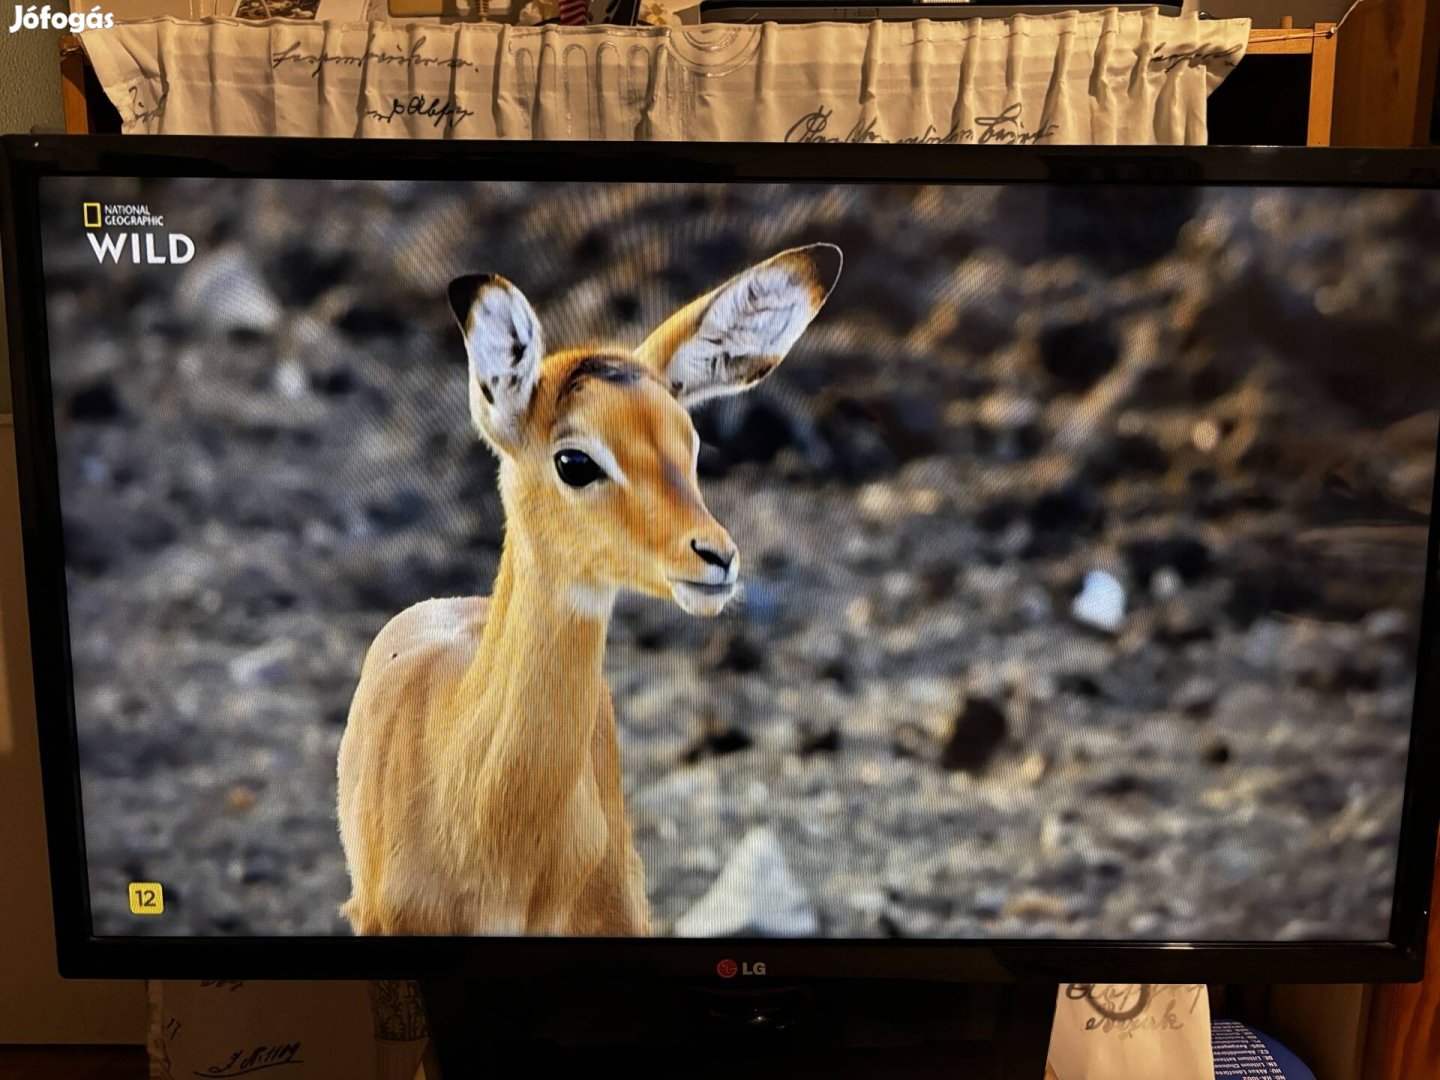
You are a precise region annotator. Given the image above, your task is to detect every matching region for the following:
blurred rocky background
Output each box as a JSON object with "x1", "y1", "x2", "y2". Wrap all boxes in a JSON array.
[{"x1": 38, "y1": 176, "x2": 1440, "y2": 940}]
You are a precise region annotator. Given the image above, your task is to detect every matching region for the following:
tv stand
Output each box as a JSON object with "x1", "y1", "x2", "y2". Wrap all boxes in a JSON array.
[{"x1": 420, "y1": 978, "x2": 1056, "y2": 1078}]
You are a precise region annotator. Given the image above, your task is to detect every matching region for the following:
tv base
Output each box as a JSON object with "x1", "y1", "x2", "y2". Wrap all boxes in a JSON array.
[{"x1": 420, "y1": 978, "x2": 1056, "y2": 1078}]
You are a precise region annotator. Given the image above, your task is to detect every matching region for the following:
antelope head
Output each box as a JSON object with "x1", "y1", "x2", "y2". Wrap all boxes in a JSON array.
[{"x1": 448, "y1": 244, "x2": 842, "y2": 618}]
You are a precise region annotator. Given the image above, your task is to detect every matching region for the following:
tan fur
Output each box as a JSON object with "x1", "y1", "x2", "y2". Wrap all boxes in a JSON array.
[{"x1": 337, "y1": 246, "x2": 839, "y2": 937}]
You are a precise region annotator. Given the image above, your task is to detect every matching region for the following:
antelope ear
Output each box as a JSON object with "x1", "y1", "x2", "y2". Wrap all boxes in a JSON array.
[
  {"x1": 448, "y1": 273, "x2": 544, "y2": 450},
  {"x1": 635, "y1": 244, "x2": 842, "y2": 407}
]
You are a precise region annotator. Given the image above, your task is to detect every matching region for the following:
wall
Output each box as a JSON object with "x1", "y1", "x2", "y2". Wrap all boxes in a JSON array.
[{"x1": 0, "y1": 5, "x2": 148, "y2": 1043}]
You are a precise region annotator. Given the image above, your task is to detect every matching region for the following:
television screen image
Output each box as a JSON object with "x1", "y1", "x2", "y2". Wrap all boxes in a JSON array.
[{"x1": 34, "y1": 174, "x2": 1440, "y2": 943}]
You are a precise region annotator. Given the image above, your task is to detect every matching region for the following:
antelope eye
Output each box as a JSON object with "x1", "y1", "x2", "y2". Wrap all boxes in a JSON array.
[{"x1": 554, "y1": 449, "x2": 605, "y2": 488}]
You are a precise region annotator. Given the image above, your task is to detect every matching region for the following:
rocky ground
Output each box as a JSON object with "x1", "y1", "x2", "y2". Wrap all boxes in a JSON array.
[{"x1": 39, "y1": 176, "x2": 1440, "y2": 940}]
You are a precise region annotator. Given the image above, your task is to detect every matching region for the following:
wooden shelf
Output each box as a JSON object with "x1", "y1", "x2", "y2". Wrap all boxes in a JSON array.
[
  {"x1": 1248, "y1": 26, "x2": 1327, "y2": 56},
  {"x1": 1244, "y1": 22, "x2": 1338, "y2": 145}
]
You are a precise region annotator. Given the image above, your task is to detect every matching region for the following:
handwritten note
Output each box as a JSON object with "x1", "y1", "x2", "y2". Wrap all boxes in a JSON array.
[
  {"x1": 127, "y1": 85, "x2": 167, "y2": 125},
  {"x1": 197, "y1": 1042, "x2": 304, "y2": 1077},
  {"x1": 148, "y1": 981, "x2": 395, "y2": 1080},
  {"x1": 1049, "y1": 984, "x2": 1214, "y2": 1080},
  {"x1": 365, "y1": 95, "x2": 475, "y2": 131},
  {"x1": 272, "y1": 37, "x2": 475, "y2": 78},
  {"x1": 1149, "y1": 43, "x2": 1243, "y2": 74},
  {"x1": 784, "y1": 101, "x2": 1059, "y2": 146}
]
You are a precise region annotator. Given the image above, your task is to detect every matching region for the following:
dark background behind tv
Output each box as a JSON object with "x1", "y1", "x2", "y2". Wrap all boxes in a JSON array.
[{"x1": 38, "y1": 176, "x2": 1440, "y2": 940}]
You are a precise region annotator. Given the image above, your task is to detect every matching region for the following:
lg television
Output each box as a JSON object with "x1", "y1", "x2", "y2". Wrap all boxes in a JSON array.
[{"x1": 4, "y1": 137, "x2": 1440, "y2": 1067}]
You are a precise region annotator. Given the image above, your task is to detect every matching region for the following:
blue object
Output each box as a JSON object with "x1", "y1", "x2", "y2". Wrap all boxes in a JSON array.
[{"x1": 1212, "y1": 1020, "x2": 1316, "y2": 1080}]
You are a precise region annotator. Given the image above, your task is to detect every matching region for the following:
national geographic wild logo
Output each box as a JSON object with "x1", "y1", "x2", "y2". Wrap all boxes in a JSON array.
[{"x1": 82, "y1": 200, "x2": 195, "y2": 265}]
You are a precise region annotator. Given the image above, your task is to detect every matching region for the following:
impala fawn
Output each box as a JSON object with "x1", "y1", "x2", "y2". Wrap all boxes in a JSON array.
[{"x1": 337, "y1": 244, "x2": 842, "y2": 936}]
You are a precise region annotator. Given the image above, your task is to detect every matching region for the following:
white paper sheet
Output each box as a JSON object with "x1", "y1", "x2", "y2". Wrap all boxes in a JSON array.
[
  {"x1": 1048, "y1": 983, "x2": 1216, "y2": 1080},
  {"x1": 146, "y1": 979, "x2": 428, "y2": 1080}
]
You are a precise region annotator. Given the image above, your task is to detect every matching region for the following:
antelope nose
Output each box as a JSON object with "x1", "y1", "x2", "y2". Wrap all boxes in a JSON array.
[{"x1": 691, "y1": 537, "x2": 736, "y2": 574}]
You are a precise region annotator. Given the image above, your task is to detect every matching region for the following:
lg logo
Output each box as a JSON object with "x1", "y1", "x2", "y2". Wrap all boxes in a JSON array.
[{"x1": 716, "y1": 958, "x2": 766, "y2": 978}]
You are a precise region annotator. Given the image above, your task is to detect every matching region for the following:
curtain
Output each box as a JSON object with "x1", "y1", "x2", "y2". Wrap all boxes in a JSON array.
[{"x1": 80, "y1": 9, "x2": 1249, "y2": 143}]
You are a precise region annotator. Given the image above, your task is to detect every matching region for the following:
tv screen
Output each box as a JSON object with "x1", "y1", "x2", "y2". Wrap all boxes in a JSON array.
[{"x1": 13, "y1": 149, "x2": 1440, "y2": 962}]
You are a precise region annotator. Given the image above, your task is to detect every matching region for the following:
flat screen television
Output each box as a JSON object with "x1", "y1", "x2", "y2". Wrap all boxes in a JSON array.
[{"x1": 4, "y1": 140, "x2": 1440, "y2": 1012}]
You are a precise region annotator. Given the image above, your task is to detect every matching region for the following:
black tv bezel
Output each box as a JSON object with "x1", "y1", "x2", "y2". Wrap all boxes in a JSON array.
[{"x1": 4, "y1": 135, "x2": 1439, "y2": 984}]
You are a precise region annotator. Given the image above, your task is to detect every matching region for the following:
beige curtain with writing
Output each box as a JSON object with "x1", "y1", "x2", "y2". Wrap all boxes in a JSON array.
[{"x1": 81, "y1": 10, "x2": 1248, "y2": 144}]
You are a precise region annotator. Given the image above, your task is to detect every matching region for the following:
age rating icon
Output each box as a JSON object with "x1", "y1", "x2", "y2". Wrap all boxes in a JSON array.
[{"x1": 128, "y1": 882, "x2": 164, "y2": 915}]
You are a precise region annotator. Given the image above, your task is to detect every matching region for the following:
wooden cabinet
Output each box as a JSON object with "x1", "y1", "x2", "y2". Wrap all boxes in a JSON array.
[
  {"x1": 1211, "y1": 0, "x2": 1438, "y2": 146},
  {"x1": 1364, "y1": 839, "x2": 1440, "y2": 1080},
  {"x1": 1331, "y1": 0, "x2": 1440, "y2": 145}
]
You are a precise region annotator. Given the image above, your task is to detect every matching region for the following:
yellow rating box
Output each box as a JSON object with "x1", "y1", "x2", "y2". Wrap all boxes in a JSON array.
[{"x1": 127, "y1": 882, "x2": 164, "y2": 916}]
